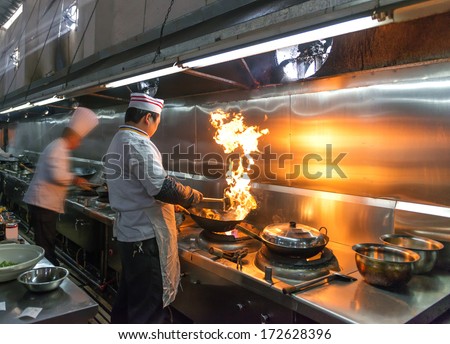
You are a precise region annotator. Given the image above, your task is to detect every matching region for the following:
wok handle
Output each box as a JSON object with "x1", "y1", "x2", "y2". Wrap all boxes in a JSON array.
[
  {"x1": 202, "y1": 197, "x2": 225, "y2": 203},
  {"x1": 282, "y1": 272, "x2": 356, "y2": 294},
  {"x1": 19, "y1": 163, "x2": 34, "y2": 174},
  {"x1": 235, "y1": 224, "x2": 264, "y2": 243}
]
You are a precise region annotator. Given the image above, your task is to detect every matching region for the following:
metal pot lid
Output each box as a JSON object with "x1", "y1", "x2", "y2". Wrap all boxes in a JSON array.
[{"x1": 261, "y1": 221, "x2": 327, "y2": 248}]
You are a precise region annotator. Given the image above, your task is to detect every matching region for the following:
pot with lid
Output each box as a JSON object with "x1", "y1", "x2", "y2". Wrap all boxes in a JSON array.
[{"x1": 237, "y1": 221, "x2": 329, "y2": 258}]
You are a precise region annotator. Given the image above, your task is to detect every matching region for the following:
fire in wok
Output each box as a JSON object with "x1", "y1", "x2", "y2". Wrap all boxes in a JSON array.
[
  {"x1": 186, "y1": 206, "x2": 250, "y2": 233},
  {"x1": 184, "y1": 109, "x2": 268, "y2": 232}
]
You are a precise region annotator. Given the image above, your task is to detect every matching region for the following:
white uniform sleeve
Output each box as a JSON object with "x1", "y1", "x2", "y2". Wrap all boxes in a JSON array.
[{"x1": 47, "y1": 141, "x2": 74, "y2": 186}]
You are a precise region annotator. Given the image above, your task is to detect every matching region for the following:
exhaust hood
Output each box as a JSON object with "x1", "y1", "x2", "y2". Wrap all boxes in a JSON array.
[{"x1": 0, "y1": 0, "x2": 449, "y2": 122}]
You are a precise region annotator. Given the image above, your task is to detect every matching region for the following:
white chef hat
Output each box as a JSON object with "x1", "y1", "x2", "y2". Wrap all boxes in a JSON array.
[
  {"x1": 68, "y1": 107, "x2": 99, "y2": 138},
  {"x1": 128, "y1": 93, "x2": 164, "y2": 114}
]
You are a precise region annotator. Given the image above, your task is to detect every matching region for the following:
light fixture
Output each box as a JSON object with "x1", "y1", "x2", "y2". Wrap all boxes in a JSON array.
[
  {"x1": 105, "y1": 65, "x2": 186, "y2": 88},
  {"x1": 9, "y1": 48, "x2": 20, "y2": 70},
  {"x1": 0, "y1": 102, "x2": 33, "y2": 114},
  {"x1": 2, "y1": 4, "x2": 23, "y2": 30},
  {"x1": 105, "y1": 15, "x2": 391, "y2": 89},
  {"x1": 183, "y1": 16, "x2": 392, "y2": 69},
  {"x1": 34, "y1": 95, "x2": 65, "y2": 106},
  {"x1": 62, "y1": 1, "x2": 79, "y2": 31}
]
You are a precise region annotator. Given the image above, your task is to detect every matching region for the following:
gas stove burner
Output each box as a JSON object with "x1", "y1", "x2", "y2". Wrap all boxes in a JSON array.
[
  {"x1": 259, "y1": 245, "x2": 335, "y2": 267},
  {"x1": 255, "y1": 245, "x2": 340, "y2": 282},
  {"x1": 197, "y1": 228, "x2": 261, "y2": 253},
  {"x1": 201, "y1": 228, "x2": 252, "y2": 242}
]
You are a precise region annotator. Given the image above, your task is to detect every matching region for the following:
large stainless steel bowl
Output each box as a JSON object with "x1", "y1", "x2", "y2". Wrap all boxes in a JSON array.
[
  {"x1": 380, "y1": 234, "x2": 444, "y2": 274},
  {"x1": 352, "y1": 243, "x2": 420, "y2": 288},
  {"x1": 0, "y1": 244, "x2": 45, "y2": 282},
  {"x1": 17, "y1": 266, "x2": 69, "y2": 292}
]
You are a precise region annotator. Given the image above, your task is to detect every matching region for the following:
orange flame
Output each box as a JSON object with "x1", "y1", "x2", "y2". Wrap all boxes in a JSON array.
[{"x1": 210, "y1": 109, "x2": 269, "y2": 218}]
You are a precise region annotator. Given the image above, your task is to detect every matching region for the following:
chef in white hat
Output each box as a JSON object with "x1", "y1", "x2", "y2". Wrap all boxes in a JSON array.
[
  {"x1": 24, "y1": 107, "x2": 99, "y2": 266},
  {"x1": 104, "y1": 93, "x2": 203, "y2": 323}
]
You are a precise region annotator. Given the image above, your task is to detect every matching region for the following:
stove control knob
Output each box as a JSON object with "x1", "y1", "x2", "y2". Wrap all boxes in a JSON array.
[{"x1": 260, "y1": 313, "x2": 271, "y2": 324}]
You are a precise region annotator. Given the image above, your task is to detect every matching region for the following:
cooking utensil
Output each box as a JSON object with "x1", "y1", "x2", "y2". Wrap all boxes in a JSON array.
[
  {"x1": 202, "y1": 197, "x2": 227, "y2": 203},
  {"x1": 282, "y1": 270, "x2": 357, "y2": 294},
  {"x1": 95, "y1": 185, "x2": 109, "y2": 202},
  {"x1": 380, "y1": 233, "x2": 444, "y2": 274},
  {"x1": 352, "y1": 243, "x2": 420, "y2": 288},
  {"x1": 72, "y1": 167, "x2": 97, "y2": 178},
  {"x1": 236, "y1": 222, "x2": 329, "y2": 258},
  {"x1": 17, "y1": 266, "x2": 69, "y2": 292},
  {"x1": 0, "y1": 244, "x2": 45, "y2": 282},
  {"x1": 200, "y1": 197, "x2": 231, "y2": 210},
  {"x1": 19, "y1": 162, "x2": 34, "y2": 174},
  {"x1": 179, "y1": 206, "x2": 247, "y2": 232},
  {"x1": 77, "y1": 183, "x2": 94, "y2": 191}
]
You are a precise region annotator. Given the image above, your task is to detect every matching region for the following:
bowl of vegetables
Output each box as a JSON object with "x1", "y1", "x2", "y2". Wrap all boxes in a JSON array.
[{"x1": 0, "y1": 244, "x2": 45, "y2": 282}]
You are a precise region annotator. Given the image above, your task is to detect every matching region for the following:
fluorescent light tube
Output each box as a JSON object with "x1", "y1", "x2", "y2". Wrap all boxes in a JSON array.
[
  {"x1": 184, "y1": 16, "x2": 392, "y2": 69},
  {"x1": 0, "y1": 108, "x2": 12, "y2": 114},
  {"x1": 34, "y1": 96, "x2": 65, "y2": 106},
  {"x1": 106, "y1": 15, "x2": 391, "y2": 88},
  {"x1": 0, "y1": 102, "x2": 33, "y2": 114},
  {"x1": 105, "y1": 65, "x2": 186, "y2": 88},
  {"x1": 2, "y1": 4, "x2": 23, "y2": 30}
]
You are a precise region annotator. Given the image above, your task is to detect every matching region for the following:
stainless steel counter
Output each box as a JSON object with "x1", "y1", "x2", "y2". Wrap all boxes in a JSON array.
[
  {"x1": 0, "y1": 259, "x2": 98, "y2": 324},
  {"x1": 2, "y1": 169, "x2": 448, "y2": 323},
  {"x1": 65, "y1": 196, "x2": 115, "y2": 226},
  {"x1": 175, "y1": 226, "x2": 450, "y2": 324}
]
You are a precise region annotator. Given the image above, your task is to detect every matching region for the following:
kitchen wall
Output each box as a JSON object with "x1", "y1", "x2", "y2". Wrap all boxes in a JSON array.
[
  {"x1": 0, "y1": 0, "x2": 227, "y2": 95},
  {"x1": 7, "y1": 58, "x2": 450, "y2": 248}
]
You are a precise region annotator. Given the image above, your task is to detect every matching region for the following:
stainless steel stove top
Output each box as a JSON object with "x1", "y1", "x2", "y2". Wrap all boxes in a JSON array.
[{"x1": 176, "y1": 223, "x2": 450, "y2": 323}]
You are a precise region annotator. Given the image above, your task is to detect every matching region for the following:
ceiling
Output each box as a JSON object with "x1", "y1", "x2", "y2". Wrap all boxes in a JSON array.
[
  {"x1": 0, "y1": 0, "x2": 21, "y2": 28},
  {"x1": 1, "y1": 0, "x2": 449, "y2": 123}
]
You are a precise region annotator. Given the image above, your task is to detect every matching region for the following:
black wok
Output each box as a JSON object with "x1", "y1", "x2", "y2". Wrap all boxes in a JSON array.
[
  {"x1": 72, "y1": 167, "x2": 97, "y2": 178},
  {"x1": 183, "y1": 206, "x2": 248, "y2": 232},
  {"x1": 235, "y1": 224, "x2": 329, "y2": 258}
]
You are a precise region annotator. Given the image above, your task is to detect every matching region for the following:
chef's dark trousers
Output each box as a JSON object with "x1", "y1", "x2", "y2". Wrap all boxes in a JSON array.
[
  {"x1": 111, "y1": 238, "x2": 165, "y2": 324},
  {"x1": 27, "y1": 204, "x2": 59, "y2": 266}
]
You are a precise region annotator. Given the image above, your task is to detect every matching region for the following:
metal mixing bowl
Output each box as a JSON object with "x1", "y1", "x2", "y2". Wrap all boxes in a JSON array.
[
  {"x1": 17, "y1": 266, "x2": 69, "y2": 292},
  {"x1": 380, "y1": 234, "x2": 444, "y2": 274},
  {"x1": 0, "y1": 244, "x2": 45, "y2": 282},
  {"x1": 352, "y1": 243, "x2": 420, "y2": 288}
]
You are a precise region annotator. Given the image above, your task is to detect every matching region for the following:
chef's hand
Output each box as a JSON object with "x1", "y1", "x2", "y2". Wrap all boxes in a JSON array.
[
  {"x1": 73, "y1": 176, "x2": 89, "y2": 187},
  {"x1": 191, "y1": 189, "x2": 203, "y2": 205}
]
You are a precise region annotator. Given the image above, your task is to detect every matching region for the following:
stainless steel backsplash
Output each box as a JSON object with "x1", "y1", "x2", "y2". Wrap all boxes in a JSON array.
[{"x1": 7, "y1": 60, "x2": 450, "y2": 247}]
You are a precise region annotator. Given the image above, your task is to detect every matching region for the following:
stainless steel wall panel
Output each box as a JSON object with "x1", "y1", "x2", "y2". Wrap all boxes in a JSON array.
[
  {"x1": 153, "y1": 106, "x2": 197, "y2": 174},
  {"x1": 249, "y1": 184, "x2": 395, "y2": 245},
  {"x1": 6, "y1": 60, "x2": 450, "y2": 248},
  {"x1": 197, "y1": 97, "x2": 291, "y2": 186},
  {"x1": 289, "y1": 73, "x2": 450, "y2": 206},
  {"x1": 80, "y1": 107, "x2": 125, "y2": 162}
]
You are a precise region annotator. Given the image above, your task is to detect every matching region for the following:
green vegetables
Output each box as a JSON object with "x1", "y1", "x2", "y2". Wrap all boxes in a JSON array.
[{"x1": 0, "y1": 260, "x2": 16, "y2": 267}]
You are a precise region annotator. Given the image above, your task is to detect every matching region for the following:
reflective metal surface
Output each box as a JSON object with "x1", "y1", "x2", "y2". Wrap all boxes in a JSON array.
[
  {"x1": 353, "y1": 243, "x2": 420, "y2": 288},
  {"x1": 0, "y1": 258, "x2": 98, "y2": 323},
  {"x1": 6, "y1": 59, "x2": 450, "y2": 255},
  {"x1": 380, "y1": 234, "x2": 444, "y2": 274},
  {"x1": 17, "y1": 266, "x2": 69, "y2": 293},
  {"x1": 175, "y1": 225, "x2": 450, "y2": 323}
]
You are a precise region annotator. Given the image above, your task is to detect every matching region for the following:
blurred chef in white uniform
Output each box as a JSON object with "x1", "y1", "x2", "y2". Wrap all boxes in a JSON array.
[
  {"x1": 23, "y1": 107, "x2": 99, "y2": 266},
  {"x1": 0, "y1": 147, "x2": 12, "y2": 158},
  {"x1": 104, "y1": 93, "x2": 203, "y2": 324}
]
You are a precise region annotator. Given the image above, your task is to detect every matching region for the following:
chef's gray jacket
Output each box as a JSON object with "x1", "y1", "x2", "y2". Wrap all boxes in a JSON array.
[
  {"x1": 104, "y1": 125, "x2": 168, "y2": 241},
  {"x1": 104, "y1": 125, "x2": 180, "y2": 307}
]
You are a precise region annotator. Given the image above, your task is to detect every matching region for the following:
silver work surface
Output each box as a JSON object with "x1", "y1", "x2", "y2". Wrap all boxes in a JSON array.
[
  {"x1": 0, "y1": 260, "x2": 98, "y2": 324},
  {"x1": 176, "y1": 226, "x2": 450, "y2": 324}
]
